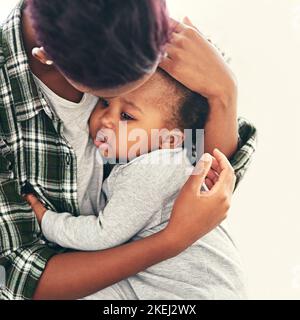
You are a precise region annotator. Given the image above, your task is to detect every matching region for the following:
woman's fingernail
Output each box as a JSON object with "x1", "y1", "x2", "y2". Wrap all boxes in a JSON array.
[{"x1": 200, "y1": 153, "x2": 212, "y2": 162}]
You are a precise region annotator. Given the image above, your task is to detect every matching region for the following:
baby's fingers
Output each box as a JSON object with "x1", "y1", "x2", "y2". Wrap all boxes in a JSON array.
[{"x1": 184, "y1": 153, "x2": 213, "y2": 195}]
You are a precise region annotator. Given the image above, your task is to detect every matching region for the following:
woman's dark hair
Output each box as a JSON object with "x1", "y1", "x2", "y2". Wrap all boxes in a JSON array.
[{"x1": 28, "y1": 0, "x2": 171, "y2": 89}]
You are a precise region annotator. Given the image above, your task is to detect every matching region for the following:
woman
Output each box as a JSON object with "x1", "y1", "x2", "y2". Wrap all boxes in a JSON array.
[{"x1": 0, "y1": 0, "x2": 254, "y2": 300}]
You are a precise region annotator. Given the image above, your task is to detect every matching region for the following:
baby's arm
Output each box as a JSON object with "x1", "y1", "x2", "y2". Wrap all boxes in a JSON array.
[{"x1": 39, "y1": 163, "x2": 178, "y2": 251}]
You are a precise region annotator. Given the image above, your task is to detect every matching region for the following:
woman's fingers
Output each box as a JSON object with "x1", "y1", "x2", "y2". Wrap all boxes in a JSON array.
[
  {"x1": 159, "y1": 57, "x2": 173, "y2": 74},
  {"x1": 213, "y1": 148, "x2": 232, "y2": 170},
  {"x1": 206, "y1": 168, "x2": 219, "y2": 184},
  {"x1": 209, "y1": 149, "x2": 236, "y2": 193},
  {"x1": 203, "y1": 167, "x2": 220, "y2": 191},
  {"x1": 213, "y1": 148, "x2": 235, "y2": 185},
  {"x1": 182, "y1": 16, "x2": 194, "y2": 28},
  {"x1": 205, "y1": 178, "x2": 214, "y2": 190},
  {"x1": 162, "y1": 43, "x2": 177, "y2": 59},
  {"x1": 169, "y1": 17, "x2": 186, "y2": 33},
  {"x1": 182, "y1": 16, "x2": 204, "y2": 35},
  {"x1": 185, "y1": 153, "x2": 213, "y2": 195},
  {"x1": 211, "y1": 156, "x2": 221, "y2": 174}
]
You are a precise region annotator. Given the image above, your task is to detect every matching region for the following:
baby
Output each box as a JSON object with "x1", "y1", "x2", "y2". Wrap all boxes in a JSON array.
[{"x1": 31, "y1": 70, "x2": 246, "y2": 299}]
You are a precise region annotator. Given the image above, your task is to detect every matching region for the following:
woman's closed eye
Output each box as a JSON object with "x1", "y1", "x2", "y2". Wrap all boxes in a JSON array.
[{"x1": 121, "y1": 112, "x2": 135, "y2": 121}]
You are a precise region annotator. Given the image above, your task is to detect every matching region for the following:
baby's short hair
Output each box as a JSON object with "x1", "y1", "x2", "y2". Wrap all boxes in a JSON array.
[{"x1": 155, "y1": 69, "x2": 210, "y2": 144}]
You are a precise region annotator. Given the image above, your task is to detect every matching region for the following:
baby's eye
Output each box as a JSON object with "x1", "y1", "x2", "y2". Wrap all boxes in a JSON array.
[
  {"x1": 121, "y1": 112, "x2": 135, "y2": 121},
  {"x1": 99, "y1": 98, "x2": 109, "y2": 108}
]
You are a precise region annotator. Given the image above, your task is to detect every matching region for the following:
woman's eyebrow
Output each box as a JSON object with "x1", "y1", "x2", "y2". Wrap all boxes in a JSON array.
[{"x1": 121, "y1": 98, "x2": 144, "y2": 114}]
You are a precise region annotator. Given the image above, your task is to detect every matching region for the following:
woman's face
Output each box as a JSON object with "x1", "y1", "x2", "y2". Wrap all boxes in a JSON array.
[{"x1": 65, "y1": 62, "x2": 160, "y2": 99}]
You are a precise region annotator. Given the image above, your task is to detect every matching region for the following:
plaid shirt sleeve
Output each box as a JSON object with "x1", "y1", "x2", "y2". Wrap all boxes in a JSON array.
[
  {"x1": 0, "y1": 134, "x2": 64, "y2": 301},
  {"x1": 0, "y1": 245, "x2": 61, "y2": 300},
  {"x1": 230, "y1": 117, "x2": 257, "y2": 190}
]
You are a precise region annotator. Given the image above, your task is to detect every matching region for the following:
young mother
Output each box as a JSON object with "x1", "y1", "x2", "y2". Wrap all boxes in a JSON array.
[{"x1": 0, "y1": 0, "x2": 256, "y2": 300}]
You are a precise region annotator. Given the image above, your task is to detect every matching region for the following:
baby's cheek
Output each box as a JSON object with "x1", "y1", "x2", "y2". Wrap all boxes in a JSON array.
[{"x1": 88, "y1": 115, "x2": 98, "y2": 138}]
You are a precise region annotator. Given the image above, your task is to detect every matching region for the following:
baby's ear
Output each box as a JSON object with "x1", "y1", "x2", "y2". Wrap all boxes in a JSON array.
[{"x1": 160, "y1": 129, "x2": 185, "y2": 149}]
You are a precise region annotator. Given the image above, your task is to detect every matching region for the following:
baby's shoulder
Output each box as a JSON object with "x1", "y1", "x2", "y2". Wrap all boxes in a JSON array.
[{"x1": 120, "y1": 149, "x2": 193, "y2": 196}]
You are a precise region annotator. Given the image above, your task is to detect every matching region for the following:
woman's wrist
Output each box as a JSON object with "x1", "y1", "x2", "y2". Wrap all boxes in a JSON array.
[
  {"x1": 153, "y1": 229, "x2": 181, "y2": 258},
  {"x1": 161, "y1": 225, "x2": 199, "y2": 257},
  {"x1": 206, "y1": 74, "x2": 238, "y2": 110}
]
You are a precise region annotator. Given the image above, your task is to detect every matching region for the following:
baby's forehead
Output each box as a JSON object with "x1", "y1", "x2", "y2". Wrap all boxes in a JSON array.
[
  {"x1": 135, "y1": 70, "x2": 177, "y2": 100},
  {"x1": 148, "y1": 70, "x2": 174, "y2": 89},
  {"x1": 124, "y1": 70, "x2": 183, "y2": 115}
]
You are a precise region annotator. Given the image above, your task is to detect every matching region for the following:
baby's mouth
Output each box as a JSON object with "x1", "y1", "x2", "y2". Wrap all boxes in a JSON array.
[
  {"x1": 96, "y1": 131, "x2": 108, "y2": 143},
  {"x1": 94, "y1": 130, "x2": 108, "y2": 148}
]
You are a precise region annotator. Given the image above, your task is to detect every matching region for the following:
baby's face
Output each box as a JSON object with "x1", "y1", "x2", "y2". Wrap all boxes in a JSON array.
[{"x1": 89, "y1": 72, "x2": 172, "y2": 161}]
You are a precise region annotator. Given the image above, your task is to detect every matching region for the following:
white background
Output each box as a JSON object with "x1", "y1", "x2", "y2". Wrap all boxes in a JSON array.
[{"x1": 1, "y1": 0, "x2": 300, "y2": 300}]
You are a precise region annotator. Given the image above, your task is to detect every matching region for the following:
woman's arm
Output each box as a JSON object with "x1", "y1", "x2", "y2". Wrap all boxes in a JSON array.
[
  {"x1": 31, "y1": 160, "x2": 194, "y2": 252},
  {"x1": 27, "y1": 164, "x2": 181, "y2": 251},
  {"x1": 160, "y1": 17, "x2": 238, "y2": 159},
  {"x1": 30, "y1": 150, "x2": 235, "y2": 300}
]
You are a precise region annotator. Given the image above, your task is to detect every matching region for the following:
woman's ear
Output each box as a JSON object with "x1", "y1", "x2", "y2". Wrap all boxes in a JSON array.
[
  {"x1": 159, "y1": 129, "x2": 185, "y2": 149},
  {"x1": 32, "y1": 47, "x2": 54, "y2": 66}
]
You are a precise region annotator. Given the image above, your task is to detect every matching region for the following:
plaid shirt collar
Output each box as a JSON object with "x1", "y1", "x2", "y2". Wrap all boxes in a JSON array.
[{"x1": 0, "y1": 0, "x2": 45, "y2": 123}]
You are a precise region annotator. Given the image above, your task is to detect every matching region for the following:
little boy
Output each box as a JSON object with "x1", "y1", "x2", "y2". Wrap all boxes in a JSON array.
[{"x1": 29, "y1": 70, "x2": 246, "y2": 299}]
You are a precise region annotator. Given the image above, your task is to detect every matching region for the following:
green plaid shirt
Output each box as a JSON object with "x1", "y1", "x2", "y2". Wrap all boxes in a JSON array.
[{"x1": 0, "y1": 2, "x2": 257, "y2": 300}]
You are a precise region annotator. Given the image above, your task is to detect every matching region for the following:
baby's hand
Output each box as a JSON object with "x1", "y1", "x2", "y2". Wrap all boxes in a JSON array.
[{"x1": 24, "y1": 194, "x2": 47, "y2": 225}]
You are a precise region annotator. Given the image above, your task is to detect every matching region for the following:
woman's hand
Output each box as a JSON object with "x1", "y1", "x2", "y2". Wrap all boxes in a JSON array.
[
  {"x1": 160, "y1": 17, "x2": 239, "y2": 158},
  {"x1": 160, "y1": 17, "x2": 237, "y2": 103},
  {"x1": 165, "y1": 149, "x2": 236, "y2": 253},
  {"x1": 24, "y1": 194, "x2": 47, "y2": 225}
]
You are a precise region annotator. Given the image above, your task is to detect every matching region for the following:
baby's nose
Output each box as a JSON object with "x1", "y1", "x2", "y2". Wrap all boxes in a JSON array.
[{"x1": 101, "y1": 113, "x2": 117, "y2": 129}]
